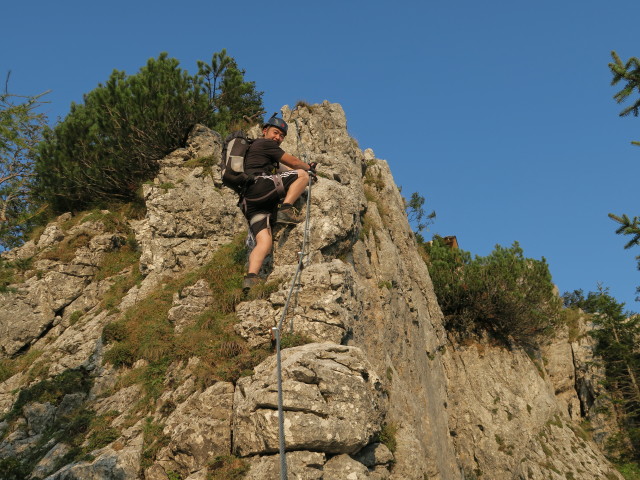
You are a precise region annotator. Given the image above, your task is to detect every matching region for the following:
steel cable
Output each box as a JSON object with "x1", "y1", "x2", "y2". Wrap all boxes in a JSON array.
[{"x1": 273, "y1": 116, "x2": 313, "y2": 479}]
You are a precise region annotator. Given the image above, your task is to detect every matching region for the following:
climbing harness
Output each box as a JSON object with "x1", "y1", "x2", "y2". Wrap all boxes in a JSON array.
[{"x1": 272, "y1": 116, "x2": 314, "y2": 480}]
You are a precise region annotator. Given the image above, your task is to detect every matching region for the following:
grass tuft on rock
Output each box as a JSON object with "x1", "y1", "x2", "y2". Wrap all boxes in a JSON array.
[{"x1": 101, "y1": 234, "x2": 270, "y2": 409}]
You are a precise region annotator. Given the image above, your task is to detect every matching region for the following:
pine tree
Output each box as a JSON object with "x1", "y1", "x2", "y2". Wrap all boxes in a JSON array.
[
  {"x1": 36, "y1": 53, "x2": 210, "y2": 212},
  {"x1": 424, "y1": 238, "x2": 560, "y2": 345},
  {"x1": 405, "y1": 191, "x2": 436, "y2": 243},
  {"x1": 0, "y1": 76, "x2": 48, "y2": 248},
  {"x1": 610, "y1": 51, "x2": 640, "y2": 131},
  {"x1": 608, "y1": 52, "x2": 640, "y2": 299},
  {"x1": 35, "y1": 51, "x2": 263, "y2": 214},
  {"x1": 196, "y1": 49, "x2": 264, "y2": 133},
  {"x1": 564, "y1": 287, "x2": 640, "y2": 459}
]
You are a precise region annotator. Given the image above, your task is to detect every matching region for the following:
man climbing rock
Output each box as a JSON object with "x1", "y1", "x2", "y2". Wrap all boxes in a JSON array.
[{"x1": 241, "y1": 115, "x2": 316, "y2": 291}]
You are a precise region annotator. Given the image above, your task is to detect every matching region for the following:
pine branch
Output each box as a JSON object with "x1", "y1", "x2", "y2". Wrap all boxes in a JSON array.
[{"x1": 609, "y1": 213, "x2": 640, "y2": 249}]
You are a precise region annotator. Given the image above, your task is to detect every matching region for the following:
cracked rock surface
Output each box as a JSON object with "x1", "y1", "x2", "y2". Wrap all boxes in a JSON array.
[{"x1": 233, "y1": 343, "x2": 386, "y2": 456}]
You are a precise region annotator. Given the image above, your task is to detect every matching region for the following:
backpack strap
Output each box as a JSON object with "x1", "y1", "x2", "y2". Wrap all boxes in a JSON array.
[{"x1": 270, "y1": 174, "x2": 286, "y2": 200}]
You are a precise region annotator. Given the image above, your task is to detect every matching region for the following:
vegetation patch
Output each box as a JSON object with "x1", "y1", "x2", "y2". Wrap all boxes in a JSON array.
[
  {"x1": 0, "y1": 456, "x2": 30, "y2": 480},
  {"x1": 0, "y1": 369, "x2": 100, "y2": 476},
  {"x1": 0, "y1": 256, "x2": 33, "y2": 292},
  {"x1": 245, "y1": 279, "x2": 280, "y2": 301},
  {"x1": 495, "y1": 434, "x2": 514, "y2": 454},
  {"x1": 378, "y1": 422, "x2": 398, "y2": 453},
  {"x1": 363, "y1": 186, "x2": 389, "y2": 220},
  {"x1": 386, "y1": 367, "x2": 393, "y2": 382},
  {"x1": 422, "y1": 237, "x2": 561, "y2": 347},
  {"x1": 94, "y1": 235, "x2": 140, "y2": 282},
  {"x1": 68, "y1": 310, "x2": 84, "y2": 326},
  {"x1": 184, "y1": 154, "x2": 217, "y2": 170},
  {"x1": 613, "y1": 462, "x2": 640, "y2": 480},
  {"x1": 141, "y1": 417, "x2": 170, "y2": 469},
  {"x1": 99, "y1": 263, "x2": 144, "y2": 314},
  {"x1": 81, "y1": 208, "x2": 132, "y2": 233},
  {"x1": 2, "y1": 368, "x2": 92, "y2": 422},
  {"x1": 41, "y1": 232, "x2": 91, "y2": 263},
  {"x1": 359, "y1": 211, "x2": 375, "y2": 241},
  {"x1": 207, "y1": 455, "x2": 249, "y2": 479},
  {"x1": 87, "y1": 410, "x2": 121, "y2": 451},
  {"x1": 101, "y1": 235, "x2": 272, "y2": 412},
  {"x1": 541, "y1": 440, "x2": 554, "y2": 458},
  {"x1": 364, "y1": 169, "x2": 385, "y2": 191},
  {"x1": 158, "y1": 182, "x2": 175, "y2": 191},
  {"x1": 560, "y1": 307, "x2": 583, "y2": 342},
  {"x1": 280, "y1": 332, "x2": 313, "y2": 349},
  {"x1": 295, "y1": 99, "x2": 312, "y2": 110},
  {"x1": 547, "y1": 414, "x2": 563, "y2": 429},
  {"x1": 183, "y1": 155, "x2": 218, "y2": 179},
  {"x1": 24, "y1": 359, "x2": 51, "y2": 384},
  {"x1": 0, "y1": 349, "x2": 44, "y2": 384},
  {"x1": 563, "y1": 287, "x2": 640, "y2": 463}
]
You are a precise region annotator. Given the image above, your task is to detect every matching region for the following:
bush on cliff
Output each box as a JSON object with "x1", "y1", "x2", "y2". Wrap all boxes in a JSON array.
[
  {"x1": 564, "y1": 287, "x2": 640, "y2": 462},
  {"x1": 34, "y1": 50, "x2": 262, "y2": 214},
  {"x1": 424, "y1": 237, "x2": 561, "y2": 346}
]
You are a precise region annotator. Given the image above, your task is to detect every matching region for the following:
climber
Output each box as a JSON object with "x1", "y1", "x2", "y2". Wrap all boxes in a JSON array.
[{"x1": 241, "y1": 115, "x2": 316, "y2": 291}]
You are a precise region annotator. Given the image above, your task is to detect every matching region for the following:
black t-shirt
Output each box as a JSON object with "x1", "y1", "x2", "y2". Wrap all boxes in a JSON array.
[{"x1": 245, "y1": 138, "x2": 285, "y2": 176}]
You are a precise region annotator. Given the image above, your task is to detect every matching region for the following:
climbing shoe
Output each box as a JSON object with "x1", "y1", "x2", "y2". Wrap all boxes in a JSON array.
[
  {"x1": 276, "y1": 206, "x2": 303, "y2": 225},
  {"x1": 242, "y1": 274, "x2": 262, "y2": 293}
]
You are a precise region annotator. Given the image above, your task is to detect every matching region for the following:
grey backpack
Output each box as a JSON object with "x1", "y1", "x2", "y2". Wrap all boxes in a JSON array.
[{"x1": 221, "y1": 131, "x2": 254, "y2": 194}]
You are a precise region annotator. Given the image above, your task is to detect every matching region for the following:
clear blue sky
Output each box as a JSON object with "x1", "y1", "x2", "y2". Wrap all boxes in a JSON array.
[{"x1": 3, "y1": 0, "x2": 639, "y2": 311}]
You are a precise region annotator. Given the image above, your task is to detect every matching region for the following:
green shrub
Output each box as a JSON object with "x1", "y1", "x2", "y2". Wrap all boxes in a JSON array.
[
  {"x1": 87, "y1": 411, "x2": 121, "y2": 450},
  {"x1": 0, "y1": 349, "x2": 43, "y2": 384},
  {"x1": 0, "y1": 457, "x2": 29, "y2": 480},
  {"x1": 564, "y1": 287, "x2": 640, "y2": 462},
  {"x1": 424, "y1": 237, "x2": 561, "y2": 346},
  {"x1": 103, "y1": 342, "x2": 136, "y2": 368},
  {"x1": 35, "y1": 50, "x2": 262, "y2": 215},
  {"x1": 614, "y1": 461, "x2": 640, "y2": 480},
  {"x1": 0, "y1": 258, "x2": 17, "y2": 292},
  {"x1": 35, "y1": 53, "x2": 209, "y2": 213}
]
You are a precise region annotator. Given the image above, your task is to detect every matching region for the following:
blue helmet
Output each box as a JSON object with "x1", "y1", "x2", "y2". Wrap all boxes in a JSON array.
[{"x1": 263, "y1": 115, "x2": 288, "y2": 135}]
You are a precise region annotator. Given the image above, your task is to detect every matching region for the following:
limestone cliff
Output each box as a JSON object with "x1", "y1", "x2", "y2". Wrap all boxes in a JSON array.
[{"x1": 0, "y1": 102, "x2": 623, "y2": 479}]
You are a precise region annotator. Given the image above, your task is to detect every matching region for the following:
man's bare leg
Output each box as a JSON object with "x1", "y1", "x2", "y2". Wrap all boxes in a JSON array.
[
  {"x1": 282, "y1": 169, "x2": 309, "y2": 205},
  {"x1": 248, "y1": 228, "x2": 273, "y2": 275}
]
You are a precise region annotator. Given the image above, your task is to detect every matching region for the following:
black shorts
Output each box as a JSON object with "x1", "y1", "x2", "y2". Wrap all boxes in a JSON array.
[{"x1": 243, "y1": 171, "x2": 300, "y2": 237}]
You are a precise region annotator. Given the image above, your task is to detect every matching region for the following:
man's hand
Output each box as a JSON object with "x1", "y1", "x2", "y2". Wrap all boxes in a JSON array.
[{"x1": 307, "y1": 162, "x2": 318, "y2": 183}]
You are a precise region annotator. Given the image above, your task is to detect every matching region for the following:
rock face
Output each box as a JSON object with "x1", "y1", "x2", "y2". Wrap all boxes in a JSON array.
[
  {"x1": 233, "y1": 343, "x2": 385, "y2": 456},
  {"x1": 443, "y1": 338, "x2": 622, "y2": 480},
  {"x1": 0, "y1": 102, "x2": 624, "y2": 479}
]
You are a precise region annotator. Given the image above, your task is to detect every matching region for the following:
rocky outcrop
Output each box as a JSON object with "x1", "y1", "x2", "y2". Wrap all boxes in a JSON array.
[
  {"x1": 0, "y1": 217, "x2": 126, "y2": 357},
  {"x1": 233, "y1": 343, "x2": 385, "y2": 456},
  {"x1": 137, "y1": 126, "x2": 245, "y2": 280},
  {"x1": 154, "y1": 381, "x2": 234, "y2": 474},
  {"x1": 0, "y1": 101, "x2": 625, "y2": 480},
  {"x1": 443, "y1": 338, "x2": 623, "y2": 480}
]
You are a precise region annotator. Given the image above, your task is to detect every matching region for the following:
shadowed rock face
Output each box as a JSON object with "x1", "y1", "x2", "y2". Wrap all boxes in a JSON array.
[{"x1": 0, "y1": 102, "x2": 624, "y2": 480}]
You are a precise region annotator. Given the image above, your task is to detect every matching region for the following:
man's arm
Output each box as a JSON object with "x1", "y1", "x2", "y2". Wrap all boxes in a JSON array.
[{"x1": 280, "y1": 152, "x2": 311, "y2": 171}]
